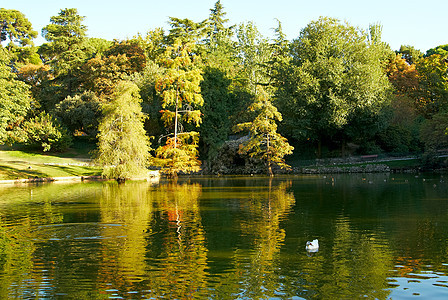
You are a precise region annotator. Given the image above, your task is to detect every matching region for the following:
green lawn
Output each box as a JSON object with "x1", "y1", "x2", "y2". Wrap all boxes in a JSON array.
[{"x1": 0, "y1": 143, "x2": 102, "y2": 180}]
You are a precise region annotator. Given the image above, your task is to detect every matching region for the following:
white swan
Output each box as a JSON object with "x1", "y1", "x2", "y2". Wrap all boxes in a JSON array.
[{"x1": 306, "y1": 239, "x2": 319, "y2": 252}]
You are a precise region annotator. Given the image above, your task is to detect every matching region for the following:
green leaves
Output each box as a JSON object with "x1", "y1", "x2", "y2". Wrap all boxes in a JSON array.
[
  {"x1": 40, "y1": 8, "x2": 87, "y2": 84},
  {"x1": 235, "y1": 87, "x2": 293, "y2": 175},
  {"x1": 278, "y1": 17, "x2": 392, "y2": 145},
  {"x1": 20, "y1": 112, "x2": 72, "y2": 152},
  {"x1": 0, "y1": 9, "x2": 37, "y2": 48},
  {"x1": 95, "y1": 81, "x2": 151, "y2": 180},
  {"x1": 0, "y1": 48, "x2": 31, "y2": 144},
  {"x1": 154, "y1": 39, "x2": 204, "y2": 176}
]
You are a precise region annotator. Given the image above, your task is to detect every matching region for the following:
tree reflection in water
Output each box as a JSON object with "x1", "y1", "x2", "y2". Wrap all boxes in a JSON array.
[{"x1": 0, "y1": 175, "x2": 447, "y2": 298}]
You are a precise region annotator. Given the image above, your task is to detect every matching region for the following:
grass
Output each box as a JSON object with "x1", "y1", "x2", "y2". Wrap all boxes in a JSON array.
[{"x1": 0, "y1": 139, "x2": 102, "y2": 180}]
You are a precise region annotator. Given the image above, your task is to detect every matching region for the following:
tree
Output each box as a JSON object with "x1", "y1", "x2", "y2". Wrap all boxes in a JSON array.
[
  {"x1": 399, "y1": 45, "x2": 423, "y2": 65},
  {"x1": 52, "y1": 91, "x2": 102, "y2": 136},
  {"x1": 426, "y1": 44, "x2": 448, "y2": 58},
  {"x1": 0, "y1": 9, "x2": 37, "y2": 49},
  {"x1": 95, "y1": 81, "x2": 151, "y2": 181},
  {"x1": 236, "y1": 22, "x2": 272, "y2": 94},
  {"x1": 17, "y1": 63, "x2": 52, "y2": 101},
  {"x1": 199, "y1": 67, "x2": 235, "y2": 161},
  {"x1": 166, "y1": 17, "x2": 208, "y2": 45},
  {"x1": 40, "y1": 8, "x2": 87, "y2": 97},
  {"x1": 269, "y1": 20, "x2": 292, "y2": 87},
  {"x1": 420, "y1": 111, "x2": 448, "y2": 152},
  {"x1": 202, "y1": 0, "x2": 236, "y2": 74},
  {"x1": 20, "y1": 112, "x2": 72, "y2": 152},
  {"x1": 206, "y1": 0, "x2": 234, "y2": 43},
  {"x1": 135, "y1": 28, "x2": 166, "y2": 62},
  {"x1": 0, "y1": 47, "x2": 31, "y2": 144},
  {"x1": 277, "y1": 17, "x2": 391, "y2": 156},
  {"x1": 79, "y1": 40, "x2": 146, "y2": 100},
  {"x1": 379, "y1": 54, "x2": 422, "y2": 153},
  {"x1": 154, "y1": 39, "x2": 203, "y2": 176},
  {"x1": 235, "y1": 87, "x2": 293, "y2": 176},
  {"x1": 415, "y1": 54, "x2": 448, "y2": 117}
]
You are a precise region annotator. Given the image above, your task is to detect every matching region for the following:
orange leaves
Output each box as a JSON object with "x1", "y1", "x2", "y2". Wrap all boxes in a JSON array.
[{"x1": 386, "y1": 54, "x2": 418, "y2": 96}]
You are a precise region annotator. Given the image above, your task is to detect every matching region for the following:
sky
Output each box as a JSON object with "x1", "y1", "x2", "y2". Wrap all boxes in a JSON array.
[{"x1": 5, "y1": 0, "x2": 448, "y2": 52}]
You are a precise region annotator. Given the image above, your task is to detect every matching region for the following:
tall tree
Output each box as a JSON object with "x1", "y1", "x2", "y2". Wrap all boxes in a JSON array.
[
  {"x1": 199, "y1": 67, "x2": 235, "y2": 161},
  {"x1": 78, "y1": 39, "x2": 146, "y2": 100},
  {"x1": 0, "y1": 9, "x2": 37, "y2": 49},
  {"x1": 235, "y1": 86, "x2": 293, "y2": 176},
  {"x1": 154, "y1": 39, "x2": 203, "y2": 176},
  {"x1": 166, "y1": 17, "x2": 208, "y2": 45},
  {"x1": 202, "y1": 0, "x2": 236, "y2": 73},
  {"x1": 0, "y1": 47, "x2": 31, "y2": 144},
  {"x1": 95, "y1": 81, "x2": 151, "y2": 181},
  {"x1": 236, "y1": 22, "x2": 272, "y2": 94},
  {"x1": 135, "y1": 28, "x2": 166, "y2": 61},
  {"x1": 40, "y1": 8, "x2": 87, "y2": 97},
  {"x1": 425, "y1": 44, "x2": 448, "y2": 58},
  {"x1": 399, "y1": 45, "x2": 423, "y2": 65},
  {"x1": 415, "y1": 54, "x2": 448, "y2": 117},
  {"x1": 277, "y1": 17, "x2": 391, "y2": 156},
  {"x1": 206, "y1": 0, "x2": 234, "y2": 43}
]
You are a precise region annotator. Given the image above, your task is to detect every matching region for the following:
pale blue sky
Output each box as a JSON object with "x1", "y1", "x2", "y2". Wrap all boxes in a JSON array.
[{"x1": 5, "y1": 0, "x2": 447, "y2": 52}]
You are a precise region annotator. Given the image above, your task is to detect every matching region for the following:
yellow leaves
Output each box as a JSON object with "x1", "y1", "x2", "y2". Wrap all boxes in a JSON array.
[
  {"x1": 160, "y1": 110, "x2": 176, "y2": 126},
  {"x1": 153, "y1": 134, "x2": 201, "y2": 177}
]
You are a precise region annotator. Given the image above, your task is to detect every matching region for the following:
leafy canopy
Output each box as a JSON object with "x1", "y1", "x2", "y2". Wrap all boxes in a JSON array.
[
  {"x1": 235, "y1": 87, "x2": 293, "y2": 175},
  {"x1": 95, "y1": 81, "x2": 151, "y2": 180}
]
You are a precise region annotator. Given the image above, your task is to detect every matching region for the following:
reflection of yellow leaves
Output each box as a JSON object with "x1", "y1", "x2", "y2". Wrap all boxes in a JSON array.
[
  {"x1": 229, "y1": 180, "x2": 296, "y2": 297},
  {"x1": 148, "y1": 182, "x2": 207, "y2": 298},
  {"x1": 99, "y1": 182, "x2": 154, "y2": 285},
  {"x1": 0, "y1": 218, "x2": 36, "y2": 299}
]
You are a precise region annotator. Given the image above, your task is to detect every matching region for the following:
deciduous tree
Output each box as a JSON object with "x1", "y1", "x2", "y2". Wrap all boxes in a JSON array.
[
  {"x1": 277, "y1": 17, "x2": 391, "y2": 156},
  {"x1": 0, "y1": 47, "x2": 31, "y2": 143},
  {"x1": 415, "y1": 54, "x2": 448, "y2": 117},
  {"x1": 154, "y1": 39, "x2": 203, "y2": 176},
  {"x1": 95, "y1": 81, "x2": 151, "y2": 181}
]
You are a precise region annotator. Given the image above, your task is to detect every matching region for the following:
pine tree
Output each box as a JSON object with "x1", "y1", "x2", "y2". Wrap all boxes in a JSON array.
[
  {"x1": 235, "y1": 86, "x2": 293, "y2": 176},
  {"x1": 40, "y1": 8, "x2": 87, "y2": 98}
]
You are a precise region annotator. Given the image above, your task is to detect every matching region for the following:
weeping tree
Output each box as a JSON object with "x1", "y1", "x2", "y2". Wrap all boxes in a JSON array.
[
  {"x1": 95, "y1": 81, "x2": 151, "y2": 181},
  {"x1": 154, "y1": 39, "x2": 204, "y2": 177},
  {"x1": 235, "y1": 86, "x2": 293, "y2": 176}
]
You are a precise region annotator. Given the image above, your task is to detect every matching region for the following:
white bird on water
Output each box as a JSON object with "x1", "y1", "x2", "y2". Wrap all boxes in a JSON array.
[{"x1": 306, "y1": 239, "x2": 319, "y2": 252}]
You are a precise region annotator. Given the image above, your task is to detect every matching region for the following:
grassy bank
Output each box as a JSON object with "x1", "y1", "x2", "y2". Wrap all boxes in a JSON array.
[{"x1": 0, "y1": 143, "x2": 101, "y2": 180}]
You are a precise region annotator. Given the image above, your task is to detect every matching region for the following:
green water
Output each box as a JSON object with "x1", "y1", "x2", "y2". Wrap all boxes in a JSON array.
[{"x1": 0, "y1": 174, "x2": 448, "y2": 299}]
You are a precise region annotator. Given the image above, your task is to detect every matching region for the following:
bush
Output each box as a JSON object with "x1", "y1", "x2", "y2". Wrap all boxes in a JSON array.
[
  {"x1": 52, "y1": 91, "x2": 101, "y2": 137},
  {"x1": 21, "y1": 112, "x2": 72, "y2": 152}
]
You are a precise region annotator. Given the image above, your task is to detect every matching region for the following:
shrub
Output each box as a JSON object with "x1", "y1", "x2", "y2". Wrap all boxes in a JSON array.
[{"x1": 21, "y1": 112, "x2": 72, "y2": 152}]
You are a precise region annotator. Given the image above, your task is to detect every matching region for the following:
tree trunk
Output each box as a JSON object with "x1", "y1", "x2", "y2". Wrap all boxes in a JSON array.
[
  {"x1": 174, "y1": 86, "x2": 179, "y2": 148},
  {"x1": 317, "y1": 140, "x2": 322, "y2": 159},
  {"x1": 267, "y1": 157, "x2": 273, "y2": 177}
]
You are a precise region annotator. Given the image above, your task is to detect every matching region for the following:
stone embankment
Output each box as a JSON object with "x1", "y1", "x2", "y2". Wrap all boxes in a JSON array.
[{"x1": 298, "y1": 164, "x2": 390, "y2": 174}]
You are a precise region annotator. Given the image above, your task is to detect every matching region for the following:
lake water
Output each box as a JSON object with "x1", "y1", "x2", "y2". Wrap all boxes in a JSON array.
[{"x1": 0, "y1": 174, "x2": 448, "y2": 299}]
